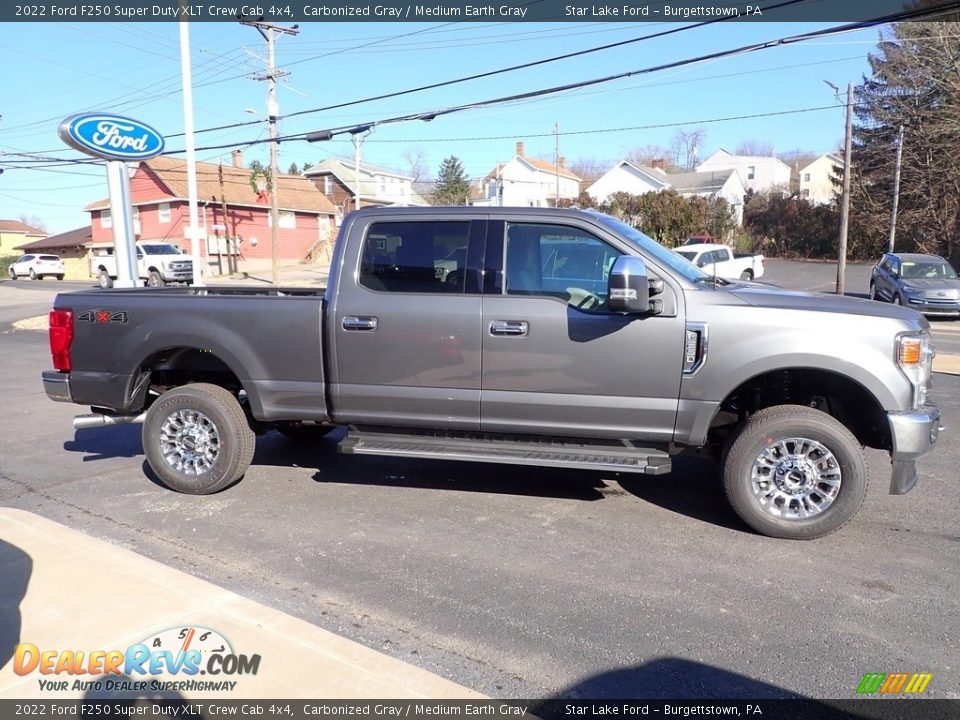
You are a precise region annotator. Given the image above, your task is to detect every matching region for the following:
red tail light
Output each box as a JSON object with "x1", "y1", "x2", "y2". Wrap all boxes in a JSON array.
[{"x1": 49, "y1": 309, "x2": 74, "y2": 372}]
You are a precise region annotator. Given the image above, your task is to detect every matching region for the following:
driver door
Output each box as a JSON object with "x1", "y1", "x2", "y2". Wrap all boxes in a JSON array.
[{"x1": 480, "y1": 219, "x2": 686, "y2": 441}]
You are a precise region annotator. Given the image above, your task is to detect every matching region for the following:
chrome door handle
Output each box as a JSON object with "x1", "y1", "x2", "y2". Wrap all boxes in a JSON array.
[
  {"x1": 342, "y1": 316, "x2": 378, "y2": 331},
  {"x1": 490, "y1": 320, "x2": 528, "y2": 336}
]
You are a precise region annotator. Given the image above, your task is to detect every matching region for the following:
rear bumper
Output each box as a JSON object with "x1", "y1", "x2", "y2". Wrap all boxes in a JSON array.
[
  {"x1": 887, "y1": 403, "x2": 942, "y2": 494},
  {"x1": 42, "y1": 371, "x2": 73, "y2": 403}
]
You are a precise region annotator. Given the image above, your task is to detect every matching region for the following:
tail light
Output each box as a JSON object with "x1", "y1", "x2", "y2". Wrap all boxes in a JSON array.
[{"x1": 49, "y1": 309, "x2": 74, "y2": 372}]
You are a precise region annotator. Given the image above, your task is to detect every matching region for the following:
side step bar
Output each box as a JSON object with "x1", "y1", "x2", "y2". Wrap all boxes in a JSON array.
[{"x1": 340, "y1": 430, "x2": 671, "y2": 475}]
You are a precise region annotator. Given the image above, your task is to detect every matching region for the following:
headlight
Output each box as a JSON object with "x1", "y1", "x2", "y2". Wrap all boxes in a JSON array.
[{"x1": 897, "y1": 332, "x2": 935, "y2": 407}]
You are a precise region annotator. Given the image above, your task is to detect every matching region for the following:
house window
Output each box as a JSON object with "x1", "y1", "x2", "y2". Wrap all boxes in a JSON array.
[
  {"x1": 802, "y1": 189, "x2": 810, "y2": 197},
  {"x1": 747, "y1": 166, "x2": 756, "y2": 180},
  {"x1": 158, "y1": 202, "x2": 171, "y2": 223},
  {"x1": 101, "y1": 209, "x2": 112, "y2": 229},
  {"x1": 804, "y1": 173, "x2": 811, "y2": 182},
  {"x1": 268, "y1": 210, "x2": 297, "y2": 229},
  {"x1": 324, "y1": 176, "x2": 333, "y2": 194}
]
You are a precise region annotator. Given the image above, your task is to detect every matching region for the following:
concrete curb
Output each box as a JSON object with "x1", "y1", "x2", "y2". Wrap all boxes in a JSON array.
[
  {"x1": 934, "y1": 355, "x2": 960, "y2": 376},
  {"x1": 0, "y1": 508, "x2": 484, "y2": 700}
]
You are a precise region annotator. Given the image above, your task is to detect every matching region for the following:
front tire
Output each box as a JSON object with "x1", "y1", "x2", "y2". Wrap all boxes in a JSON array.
[
  {"x1": 723, "y1": 405, "x2": 868, "y2": 540},
  {"x1": 869, "y1": 283, "x2": 877, "y2": 301},
  {"x1": 8, "y1": 269, "x2": 16, "y2": 280},
  {"x1": 29, "y1": 269, "x2": 37, "y2": 280},
  {"x1": 147, "y1": 270, "x2": 163, "y2": 287},
  {"x1": 143, "y1": 383, "x2": 256, "y2": 495},
  {"x1": 893, "y1": 293, "x2": 902, "y2": 306}
]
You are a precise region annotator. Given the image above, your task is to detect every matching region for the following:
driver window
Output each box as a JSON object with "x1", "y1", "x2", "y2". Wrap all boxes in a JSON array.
[{"x1": 504, "y1": 223, "x2": 621, "y2": 311}]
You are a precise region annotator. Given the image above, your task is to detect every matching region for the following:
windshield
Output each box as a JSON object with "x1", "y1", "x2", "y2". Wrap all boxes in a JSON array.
[
  {"x1": 141, "y1": 244, "x2": 182, "y2": 255},
  {"x1": 901, "y1": 259, "x2": 958, "y2": 280},
  {"x1": 585, "y1": 211, "x2": 708, "y2": 283}
]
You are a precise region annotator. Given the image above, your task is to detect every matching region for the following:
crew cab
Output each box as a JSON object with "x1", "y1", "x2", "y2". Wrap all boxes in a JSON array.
[
  {"x1": 675, "y1": 243, "x2": 765, "y2": 281},
  {"x1": 89, "y1": 241, "x2": 193, "y2": 288},
  {"x1": 42, "y1": 207, "x2": 940, "y2": 540}
]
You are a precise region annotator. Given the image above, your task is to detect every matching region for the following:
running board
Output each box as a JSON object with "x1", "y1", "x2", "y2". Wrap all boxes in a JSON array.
[{"x1": 339, "y1": 430, "x2": 671, "y2": 475}]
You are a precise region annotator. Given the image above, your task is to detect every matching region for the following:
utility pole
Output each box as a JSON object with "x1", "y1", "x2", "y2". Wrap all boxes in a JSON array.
[
  {"x1": 836, "y1": 82, "x2": 853, "y2": 296},
  {"x1": 179, "y1": 20, "x2": 205, "y2": 287},
  {"x1": 554, "y1": 122, "x2": 560, "y2": 207},
  {"x1": 887, "y1": 123, "x2": 905, "y2": 254},
  {"x1": 218, "y1": 161, "x2": 234, "y2": 275},
  {"x1": 353, "y1": 133, "x2": 362, "y2": 212},
  {"x1": 241, "y1": 17, "x2": 299, "y2": 286}
]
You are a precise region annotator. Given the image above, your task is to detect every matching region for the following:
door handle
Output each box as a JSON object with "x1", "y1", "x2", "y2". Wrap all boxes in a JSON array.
[
  {"x1": 342, "y1": 316, "x2": 378, "y2": 331},
  {"x1": 490, "y1": 320, "x2": 528, "y2": 337}
]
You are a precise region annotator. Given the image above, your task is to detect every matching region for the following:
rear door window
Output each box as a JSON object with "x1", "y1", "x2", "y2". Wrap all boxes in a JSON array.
[{"x1": 359, "y1": 221, "x2": 471, "y2": 293}]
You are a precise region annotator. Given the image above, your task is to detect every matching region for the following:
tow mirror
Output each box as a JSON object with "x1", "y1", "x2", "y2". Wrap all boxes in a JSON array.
[{"x1": 608, "y1": 256, "x2": 650, "y2": 314}]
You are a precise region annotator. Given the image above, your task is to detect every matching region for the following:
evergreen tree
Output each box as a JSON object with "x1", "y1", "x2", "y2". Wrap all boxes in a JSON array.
[
  {"x1": 287, "y1": 162, "x2": 300, "y2": 176},
  {"x1": 431, "y1": 156, "x2": 471, "y2": 205},
  {"x1": 851, "y1": 15, "x2": 960, "y2": 260}
]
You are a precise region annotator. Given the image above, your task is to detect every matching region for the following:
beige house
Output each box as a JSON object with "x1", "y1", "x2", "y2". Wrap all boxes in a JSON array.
[
  {"x1": 799, "y1": 153, "x2": 842, "y2": 205},
  {"x1": 696, "y1": 149, "x2": 791, "y2": 194},
  {"x1": 0, "y1": 220, "x2": 47, "y2": 257}
]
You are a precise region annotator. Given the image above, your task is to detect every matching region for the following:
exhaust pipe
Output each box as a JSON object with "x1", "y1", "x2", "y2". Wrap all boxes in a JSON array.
[{"x1": 73, "y1": 412, "x2": 147, "y2": 430}]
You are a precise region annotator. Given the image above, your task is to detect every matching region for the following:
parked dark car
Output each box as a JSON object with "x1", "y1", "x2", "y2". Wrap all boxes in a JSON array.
[{"x1": 870, "y1": 252, "x2": 960, "y2": 317}]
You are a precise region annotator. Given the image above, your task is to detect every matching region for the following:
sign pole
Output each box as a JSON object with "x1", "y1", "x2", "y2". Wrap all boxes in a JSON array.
[{"x1": 105, "y1": 160, "x2": 139, "y2": 289}]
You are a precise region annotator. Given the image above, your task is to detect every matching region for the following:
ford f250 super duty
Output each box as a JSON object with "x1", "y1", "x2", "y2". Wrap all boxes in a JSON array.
[{"x1": 42, "y1": 207, "x2": 942, "y2": 540}]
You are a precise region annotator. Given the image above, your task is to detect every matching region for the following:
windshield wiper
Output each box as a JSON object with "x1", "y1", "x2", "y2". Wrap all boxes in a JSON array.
[{"x1": 694, "y1": 276, "x2": 731, "y2": 287}]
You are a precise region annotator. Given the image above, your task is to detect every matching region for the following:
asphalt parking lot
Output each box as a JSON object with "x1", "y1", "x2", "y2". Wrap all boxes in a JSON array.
[{"x1": 0, "y1": 265, "x2": 958, "y2": 700}]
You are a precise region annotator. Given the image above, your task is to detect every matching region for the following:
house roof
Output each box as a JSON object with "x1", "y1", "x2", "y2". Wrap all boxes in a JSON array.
[
  {"x1": 15, "y1": 226, "x2": 92, "y2": 251},
  {"x1": 699, "y1": 149, "x2": 791, "y2": 171},
  {"x1": 303, "y1": 158, "x2": 413, "y2": 190},
  {"x1": 84, "y1": 156, "x2": 337, "y2": 215},
  {"x1": 486, "y1": 157, "x2": 582, "y2": 182},
  {"x1": 0, "y1": 219, "x2": 47, "y2": 235},
  {"x1": 663, "y1": 169, "x2": 738, "y2": 194},
  {"x1": 799, "y1": 153, "x2": 843, "y2": 172}
]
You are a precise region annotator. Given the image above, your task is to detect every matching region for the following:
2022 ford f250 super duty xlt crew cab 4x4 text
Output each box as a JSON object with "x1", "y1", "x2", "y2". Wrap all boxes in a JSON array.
[{"x1": 42, "y1": 207, "x2": 941, "y2": 540}]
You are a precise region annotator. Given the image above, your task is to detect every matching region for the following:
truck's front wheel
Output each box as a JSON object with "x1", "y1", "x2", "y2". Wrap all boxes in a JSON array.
[
  {"x1": 722, "y1": 405, "x2": 867, "y2": 540},
  {"x1": 143, "y1": 383, "x2": 256, "y2": 495}
]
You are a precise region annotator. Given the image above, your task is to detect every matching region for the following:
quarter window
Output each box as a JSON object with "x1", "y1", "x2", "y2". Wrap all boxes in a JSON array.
[{"x1": 359, "y1": 221, "x2": 470, "y2": 293}]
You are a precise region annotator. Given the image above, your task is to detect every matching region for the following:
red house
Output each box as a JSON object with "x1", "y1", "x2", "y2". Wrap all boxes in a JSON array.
[{"x1": 84, "y1": 151, "x2": 338, "y2": 274}]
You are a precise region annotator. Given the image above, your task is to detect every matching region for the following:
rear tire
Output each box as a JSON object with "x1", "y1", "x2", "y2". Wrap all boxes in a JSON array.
[
  {"x1": 98, "y1": 270, "x2": 113, "y2": 289},
  {"x1": 56, "y1": 274, "x2": 64, "y2": 281},
  {"x1": 722, "y1": 405, "x2": 868, "y2": 540},
  {"x1": 143, "y1": 383, "x2": 256, "y2": 495},
  {"x1": 739, "y1": 270, "x2": 753, "y2": 281}
]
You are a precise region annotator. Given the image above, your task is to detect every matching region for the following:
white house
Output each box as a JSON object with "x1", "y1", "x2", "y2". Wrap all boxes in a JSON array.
[
  {"x1": 304, "y1": 158, "x2": 429, "y2": 217},
  {"x1": 586, "y1": 160, "x2": 747, "y2": 225},
  {"x1": 696, "y1": 149, "x2": 790, "y2": 194},
  {"x1": 799, "y1": 153, "x2": 842, "y2": 205},
  {"x1": 476, "y1": 142, "x2": 581, "y2": 207}
]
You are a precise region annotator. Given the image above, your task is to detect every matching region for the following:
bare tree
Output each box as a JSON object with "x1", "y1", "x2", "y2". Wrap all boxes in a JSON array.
[
  {"x1": 670, "y1": 128, "x2": 706, "y2": 170},
  {"x1": 623, "y1": 144, "x2": 675, "y2": 169},
  {"x1": 567, "y1": 157, "x2": 610, "y2": 183},
  {"x1": 778, "y1": 149, "x2": 819, "y2": 194},
  {"x1": 18, "y1": 214, "x2": 47, "y2": 232},
  {"x1": 402, "y1": 148, "x2": 432, "y2": 194},
  {"x1": 735, "y1": 139, "x2": 776, "y2": 156}
]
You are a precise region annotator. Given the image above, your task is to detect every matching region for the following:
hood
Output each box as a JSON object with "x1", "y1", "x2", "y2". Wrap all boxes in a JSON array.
[
  {"x1": 730, "y1": 285, "x2": 928, "y2": 327},
  {"x1": 899, "y1": 278, "x2": 960, "y2": 293}
]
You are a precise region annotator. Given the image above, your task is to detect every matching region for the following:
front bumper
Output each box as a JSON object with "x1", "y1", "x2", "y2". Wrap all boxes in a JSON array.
[
  {"x1": 162, "y1": 270, "x2": 193, "y2": 282},
  {"x1": 42, "y1": 371, "x2": 73, "y2": 403},
  {"x1": 887, "y1": 403, "x2": 942, "y2": 494},
  {"x1": 902, "y1": 296, "x2": 960, "y2": 316}
]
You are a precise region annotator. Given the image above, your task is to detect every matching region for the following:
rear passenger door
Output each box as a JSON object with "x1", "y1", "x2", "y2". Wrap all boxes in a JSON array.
[{"x1": 329, "y1": 216, "x2": 486, "y2": 430}]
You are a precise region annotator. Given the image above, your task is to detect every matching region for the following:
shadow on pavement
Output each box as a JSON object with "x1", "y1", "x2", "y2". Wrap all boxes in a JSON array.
[
  {"x1": 0, "y1": 540, "x2": 32, "y2": 672},
  {"x1": 64, "y1": 424, "x2": 143, "y2": 461}
]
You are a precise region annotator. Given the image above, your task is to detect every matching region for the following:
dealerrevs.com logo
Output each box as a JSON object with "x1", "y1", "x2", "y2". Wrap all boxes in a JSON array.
[
  {"x1": 14, "y1": 626, "x2": 260, "y2": 693},
  {"x1": 856, "y1": 672, "x2": 933, "y2": 695}
]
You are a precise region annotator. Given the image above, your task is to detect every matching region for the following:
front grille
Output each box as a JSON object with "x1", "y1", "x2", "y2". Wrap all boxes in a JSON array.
[
  {"x1": 919, "y1": 288, "x2": 960, "y2": 300},
  {"x1": 169, "y1": 261, "x2": 192, "y2": 271}
]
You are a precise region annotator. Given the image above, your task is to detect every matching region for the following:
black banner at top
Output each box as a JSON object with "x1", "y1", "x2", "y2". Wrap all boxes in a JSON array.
[{"x1": 4, "y1": 0, "x2": 960, "y2": 23}]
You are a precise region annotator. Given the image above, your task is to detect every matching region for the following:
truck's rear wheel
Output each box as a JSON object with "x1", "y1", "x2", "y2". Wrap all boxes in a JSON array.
[
  {"x1": 722, "y1": 405, "x2": 867, "y2": 540},
  {"x1": 143, "y1": 383, "x2": 256, "y2": 495},
  {"x1": 98, "y1": 270, "x2": 113, "y2": 289},
  {"x1": 739, "y1": 269, "x2": 753, "y2": 280}
]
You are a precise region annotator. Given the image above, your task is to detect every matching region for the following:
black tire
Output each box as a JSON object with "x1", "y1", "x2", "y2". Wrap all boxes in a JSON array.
[
  {"x1": 893, "y1": 293, "x2": 902, "y2": 306},
  {"x1": 8, "y1": 269, "x2": 16, "y2": 280},
  {"x1": 739, "y1": 270, "x2": 753, "y2": 281},
  {"x1": 723, "y1": 405, "x2": 868, "y2": 540},
  {"x1": 56, "y1": 274, "x2": 64, "y2": 281},
  {"x1": 29, "y1": 269, "x2": 37, "y2": 281},
  {"x1": 869, "y1": 283, "x2": 877, "y2": 301},
  {"x1": 98, "y1": 270, "x2": 114, "y2": 289},
  {"x1": 143, "y1": 383, "x2": 256, "y2": 495},
  {"x1": 147, "y1": 270, "x2": 163, "y2": 287},
  {"x1": 276, "y1": 421, "x2": 336, "y2": 442}
]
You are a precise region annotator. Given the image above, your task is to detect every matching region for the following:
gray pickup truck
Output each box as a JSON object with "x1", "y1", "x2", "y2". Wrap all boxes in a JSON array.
[{"x1": 42, "y1": 207, "x2": 941, "y2": 540}]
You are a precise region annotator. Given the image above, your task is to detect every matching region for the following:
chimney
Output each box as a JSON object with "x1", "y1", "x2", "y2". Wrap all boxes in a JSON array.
[
  {"x1": 559, "y1": 156, "x2": 566, "y2": 169},
  {"x1": 516, "y1": 141, "x2": 525, "y2": 157},
  {"x1": 232, "y1": 149, "x2": 244, "y2": 169},
  {"x1": 652, "y1": 158, "x2": 666, "y2": 170}
]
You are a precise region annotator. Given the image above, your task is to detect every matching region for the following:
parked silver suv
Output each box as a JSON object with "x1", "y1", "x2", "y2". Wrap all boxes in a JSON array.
[{"x1": 870, "y1": 252, "x2": 960, "y2": 317}]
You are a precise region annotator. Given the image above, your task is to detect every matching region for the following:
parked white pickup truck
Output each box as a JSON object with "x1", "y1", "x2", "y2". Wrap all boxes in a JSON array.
[
  {"x1": 675, "y1": 243, "x2": 765, "y2": 281},
  {"x1": 89, "y1": 242, "x2": 194, "y2": 288}
]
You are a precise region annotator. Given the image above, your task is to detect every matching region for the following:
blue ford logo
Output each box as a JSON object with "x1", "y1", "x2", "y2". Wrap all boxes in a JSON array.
[{"x1": 58, "y1": 113, "x2": 165, "y2": 161}]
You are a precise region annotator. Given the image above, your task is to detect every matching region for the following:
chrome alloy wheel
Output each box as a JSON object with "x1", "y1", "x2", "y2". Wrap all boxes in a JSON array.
[
  {"x1": 750, "y1": 437, "x2": 841, "y2": 520},
  {"x1": 159, "y1": 409, "x2": 221, "y2": 476}
]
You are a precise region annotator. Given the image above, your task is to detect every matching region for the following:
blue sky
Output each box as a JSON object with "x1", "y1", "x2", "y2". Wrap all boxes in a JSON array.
[{"x1": 0, "y1": 18, "x2": 885, "y2": 234}]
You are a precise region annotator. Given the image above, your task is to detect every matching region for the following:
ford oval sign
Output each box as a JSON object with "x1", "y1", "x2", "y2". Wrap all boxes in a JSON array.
[{"x1": 58, "y1": 113, "x2": 165, "y2": 161}]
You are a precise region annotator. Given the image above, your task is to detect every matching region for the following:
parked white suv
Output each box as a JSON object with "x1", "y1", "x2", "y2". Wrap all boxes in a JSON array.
[{"x1": 8, "y1": 254, "x2": 65, "y2": 281}]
